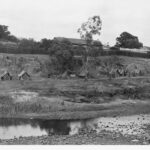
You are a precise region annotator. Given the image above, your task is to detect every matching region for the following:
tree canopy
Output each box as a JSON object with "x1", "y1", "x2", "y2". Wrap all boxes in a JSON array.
[
  {"x1": 116, "y1": 32, "x2": 143, "y2": 49},
  {"x1": 48, "y1": 39, "x2": 75, "y2": 73},
  {"x1": 77, "y1": 16, "x2": 102, "y2": 76},
  {"x1": 40, "y1": 38, "x2": 52, "y2": 51},
  {"x1": 0, "y1": 25, "x2": 18, "y2": 42},
  {"x1": 78, "y1": 16, "x2": 102, "y2": 45},
  {"x1": 0, "y1": 25, "x2": 10, "y2": 39}
]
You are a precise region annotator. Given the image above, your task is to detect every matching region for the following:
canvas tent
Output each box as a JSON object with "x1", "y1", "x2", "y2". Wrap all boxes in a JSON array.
[
  {"x1": 125, "y1": 63, "x2": 145, "y2": 76},
  {"x1": 18, "y1": 71, "x2": 30, "y2": 80},
  {"x1": 77, "y1": 65, "x2": 89, "y2": 78},
  {"x1": 1, "y1": 71, "x2": 12, "y2": 80},
  {"x1": 61, "y1": 70, "x2": 76, "y2": 79}
]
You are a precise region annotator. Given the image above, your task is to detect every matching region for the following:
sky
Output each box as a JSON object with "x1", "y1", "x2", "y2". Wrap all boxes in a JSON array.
[{"x1": 0, "y1": 0, "x2": 150, "y2": 46}]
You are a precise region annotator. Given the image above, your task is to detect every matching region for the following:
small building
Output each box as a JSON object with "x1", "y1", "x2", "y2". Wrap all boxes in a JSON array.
[
  {"x1": 18, "y1": 71, "x2": 30, "y2": 80},
  {"x1": 54, "y1": 37, "x2": 87, "y2": 46},
  {"x1": 1, "y1": 71, "x2": 12, "y2": 81},
  {"x1": 54, "y1": 37, "x2": 102, "y2": 48}
]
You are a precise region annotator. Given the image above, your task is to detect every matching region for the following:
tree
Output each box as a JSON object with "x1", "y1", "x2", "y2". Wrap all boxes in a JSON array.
[
  {"x1": 40, "y1": 38, "x2": 52, "y2": 51},
  {"x1": 18, "y1": 38, "x2": 42, "y2": 54},
  {"x1": 90, "y1": 41, "x2": 103, "y2": 57},
  {"x1": 0, "y1": 25, "x2": 18, "y2": 42},
  {"x1": 77, "y1": 16, "x2": 102, "y2": 77},
  {"x1": 48, "y1": 39, "x2": 75, "y2": 73},
  {"x1": 115, "y1": 32, "x2": 143, "y2": 49},
  {"x1": 7, "y1": 35, "x2": 18, "y2": 42},
  {"x1": 0, "y1": 25, "x2": 10, "y2": 39}
]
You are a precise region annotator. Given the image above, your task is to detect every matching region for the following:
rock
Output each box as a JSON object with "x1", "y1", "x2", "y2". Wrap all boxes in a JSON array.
[
  {"x1": 97, "y1": 98, "x2": 104, "y2": 103},
  {"x1": 147, "y1": 138, "x2": 150, "y2": 143},
  {"x1": 76, "y1": 96, "x2": 90, "y2": 103},
  {"x1": 74, "y1": 96, "x2": 86, "y2": 103},
  {"x1": 143, "y1": 141, "x2": 148, "y2": 145},
  {"x1": 132, "y1": 139, "x2": 139, "y2": 142}
]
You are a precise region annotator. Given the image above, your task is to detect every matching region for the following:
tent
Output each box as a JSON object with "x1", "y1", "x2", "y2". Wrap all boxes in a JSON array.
[
  {"x1": 18, "y1": 70, "x2": 30, "y2": 80},
  {"x1": 1, "y1": 71, "x2": 12, "y2": 80},
  {"x1": 126, "y1": 63, "x2": 146, "y2": 76}
]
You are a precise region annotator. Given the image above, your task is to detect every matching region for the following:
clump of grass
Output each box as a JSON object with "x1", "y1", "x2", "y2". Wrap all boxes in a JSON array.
[
  {"x1": 0, "y1": 103, "x2": 52, "y2": 115},
  {"x1": 0, "y1": 95, "x2": 13, "y2": 105}
]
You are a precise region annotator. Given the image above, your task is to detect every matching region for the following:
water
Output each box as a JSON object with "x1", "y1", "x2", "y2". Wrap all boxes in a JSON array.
[
  {"x1": 1, "y1": 115, "x2": 149, "y2": 140},
  {"x1": 0, "y1": 118, "x2": 90, "y2": 139}
]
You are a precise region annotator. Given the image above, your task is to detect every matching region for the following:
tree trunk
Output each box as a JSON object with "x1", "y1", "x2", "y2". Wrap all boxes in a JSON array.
[{"x1": 84, "y1": 45, "x2": 90, "y2": 80}]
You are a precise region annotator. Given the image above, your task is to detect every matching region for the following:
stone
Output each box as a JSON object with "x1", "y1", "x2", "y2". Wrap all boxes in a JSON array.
[
  {"x1": 143, "y1": 141, "x2": 148, "y2": 145},
  {"x1": 132, "y1": 139, "x2": 139, "y2": 142}
]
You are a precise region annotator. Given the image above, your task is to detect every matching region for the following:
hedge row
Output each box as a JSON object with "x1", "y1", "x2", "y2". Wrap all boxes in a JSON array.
[
  {"x1": 0, "y1": 43, "x2": 150, "y2": 59},
  {"x1": 0, "y1": 44, "x2": 48, "y2": 54},
  {"x1": 98, "y1": 49, "x2": 150, "y2": 58}
]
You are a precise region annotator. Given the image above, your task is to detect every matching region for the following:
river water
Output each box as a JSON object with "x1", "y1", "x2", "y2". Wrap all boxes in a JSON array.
[
  {"x1": 1, "y1": 114, "x2": 149, "y2": 139},
  {"x1": 0, "y1": 118, "x2": 91, "y2": 139}
]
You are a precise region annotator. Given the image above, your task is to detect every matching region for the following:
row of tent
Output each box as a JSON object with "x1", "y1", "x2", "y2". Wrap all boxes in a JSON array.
[
  {"x1": 59, "y1": 63, "x2": 147, "y2": 79},
  {"x1": 0, "y1": 70, "x2": 30, "y2": 81},
  {"x1": 106, "y1": 63, "x2": 146, "y2": 78}
]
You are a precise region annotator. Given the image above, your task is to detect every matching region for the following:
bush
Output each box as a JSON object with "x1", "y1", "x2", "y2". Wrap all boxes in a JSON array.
[
  {"x1": 116, "y1": 32, "x2": 143, "y2": 49},
  {"x1": 48, "y1": 39, "x2": 75, "y2": 73}
]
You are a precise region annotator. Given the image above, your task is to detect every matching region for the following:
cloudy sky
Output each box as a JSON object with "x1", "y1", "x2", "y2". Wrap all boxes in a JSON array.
[{"x1": 0, "y1": 0, "x2": 150, "y2": 46}]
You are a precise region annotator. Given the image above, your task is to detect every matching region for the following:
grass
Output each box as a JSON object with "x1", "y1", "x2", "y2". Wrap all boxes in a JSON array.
[
  {"x1": 0, "y1": 53, "x2": 150, "y2": 119},
  {"x1": 0, "y1": 95, "x2": 13, "y2": 104},
  {"x1": 0, "y1": 77, "x2": 150, "y2": 120}
]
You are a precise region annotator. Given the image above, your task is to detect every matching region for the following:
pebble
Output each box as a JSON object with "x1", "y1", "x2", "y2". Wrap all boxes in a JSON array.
[
  {"x1": 132, "y1": 139, "x2": 139, "y2": 142},
  {"x1": 143, "y1": 141, "x2": 148, "y2": 145}
]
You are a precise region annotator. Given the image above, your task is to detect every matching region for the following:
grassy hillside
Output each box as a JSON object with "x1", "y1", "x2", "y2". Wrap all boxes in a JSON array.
[
  {"x1": 0, "y1": 53, "x2": 49, "y2": 77},
  {"x1": 100, "y1": 56, "x2": 150, "y2": 73},
  {"x1": 0, "y1": 52, "x2": 150, "y2": 78}
]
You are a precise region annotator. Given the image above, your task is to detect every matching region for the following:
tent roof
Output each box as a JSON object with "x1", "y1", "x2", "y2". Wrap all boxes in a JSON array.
[
  {"x1": 0, "y1": 71, "x2": 11, "y2": 77},
  {"x1": 126, "y1": 63, "x2": 146, "y2": 73},
  {"x1": 54, "y1": 37, "x2": 100, "y2": 46},
  {"x1": 18, "y1": 70, "x2": 29, "y2": 77}
]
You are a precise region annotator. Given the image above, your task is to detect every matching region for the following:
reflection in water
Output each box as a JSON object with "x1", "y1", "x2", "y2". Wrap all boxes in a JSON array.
[
  {"x1": 1, "y1": 115, "x2": 149, "y2": 140},
  {"x1": 0, "y1": 125, "x2": 47, "y2": 139},
  {"x1": 0, "y1": 118, "x2": 90, "y2": 139},
  {"x1": 37, "y1": 120, "x2": 71, "y2": 135},
  {"x1": 69, "y1": 121, "x2": 85, "y2": 135}
]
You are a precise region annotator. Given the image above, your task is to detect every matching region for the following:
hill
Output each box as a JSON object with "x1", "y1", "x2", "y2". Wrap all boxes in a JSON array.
[
  {"x1": 0, "y1": 53, "x2": 150, "y2": 78},
  {"x1": 0, "y1": 53, "x2": 49, "y2": 77}
]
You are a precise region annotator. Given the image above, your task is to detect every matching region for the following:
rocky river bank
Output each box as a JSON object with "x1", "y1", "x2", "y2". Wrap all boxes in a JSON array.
[{"x1": 1, "y1": 114, "x2": 150, "y2": 145}]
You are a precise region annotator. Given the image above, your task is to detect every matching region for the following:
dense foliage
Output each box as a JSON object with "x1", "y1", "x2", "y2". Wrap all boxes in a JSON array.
[
  {"x1": 17, "y1": 38, "x2": 45, "y2": 54},
  {"x1": 39, "y1": 38, "x2": 53, "y2": 52},
  {"x1": 0, "y1": 24, "x2": 148, "y2": 60},
  {"x1": 116, "y1": 32, "x2": 143, "y2": 49},
  {"x1": 48, "y1": 39, "x2": 75, "y2": 73},
  {"x1": 78, "y1": 16, "x2": 102, "y2": 65},
  {"x1": 0, "y1": 25, "x2": 18, "y2": 42}
]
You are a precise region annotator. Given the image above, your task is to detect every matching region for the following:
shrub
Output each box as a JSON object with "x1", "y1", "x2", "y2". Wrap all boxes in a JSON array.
[
  {"x1": 115, "y1": 32, "x2": 143, "y2": 49},
  {"x1": 48, "y1": 39, "x2": 75, "y2": 73}
]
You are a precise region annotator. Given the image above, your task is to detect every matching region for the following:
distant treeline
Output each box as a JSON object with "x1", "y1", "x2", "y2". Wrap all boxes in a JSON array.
[
  {"x1": 0, "y1": 39, "x2": 49, "y2": 54},
  {"x1": 0, "y1": 43, "x2": 47, "y2": 54},
  {"x1": 99, "y1": 49, "x2": 150, "y2": 59},
  {"x1": 1, "y1": 24, "x2": 148, "y2": 58},
  {"x1": 0, "y1": 38, "x2": 103, "y2": 56},
  {"x1": 0, "y1": 39, "x2": 150, "y2": 59}
]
